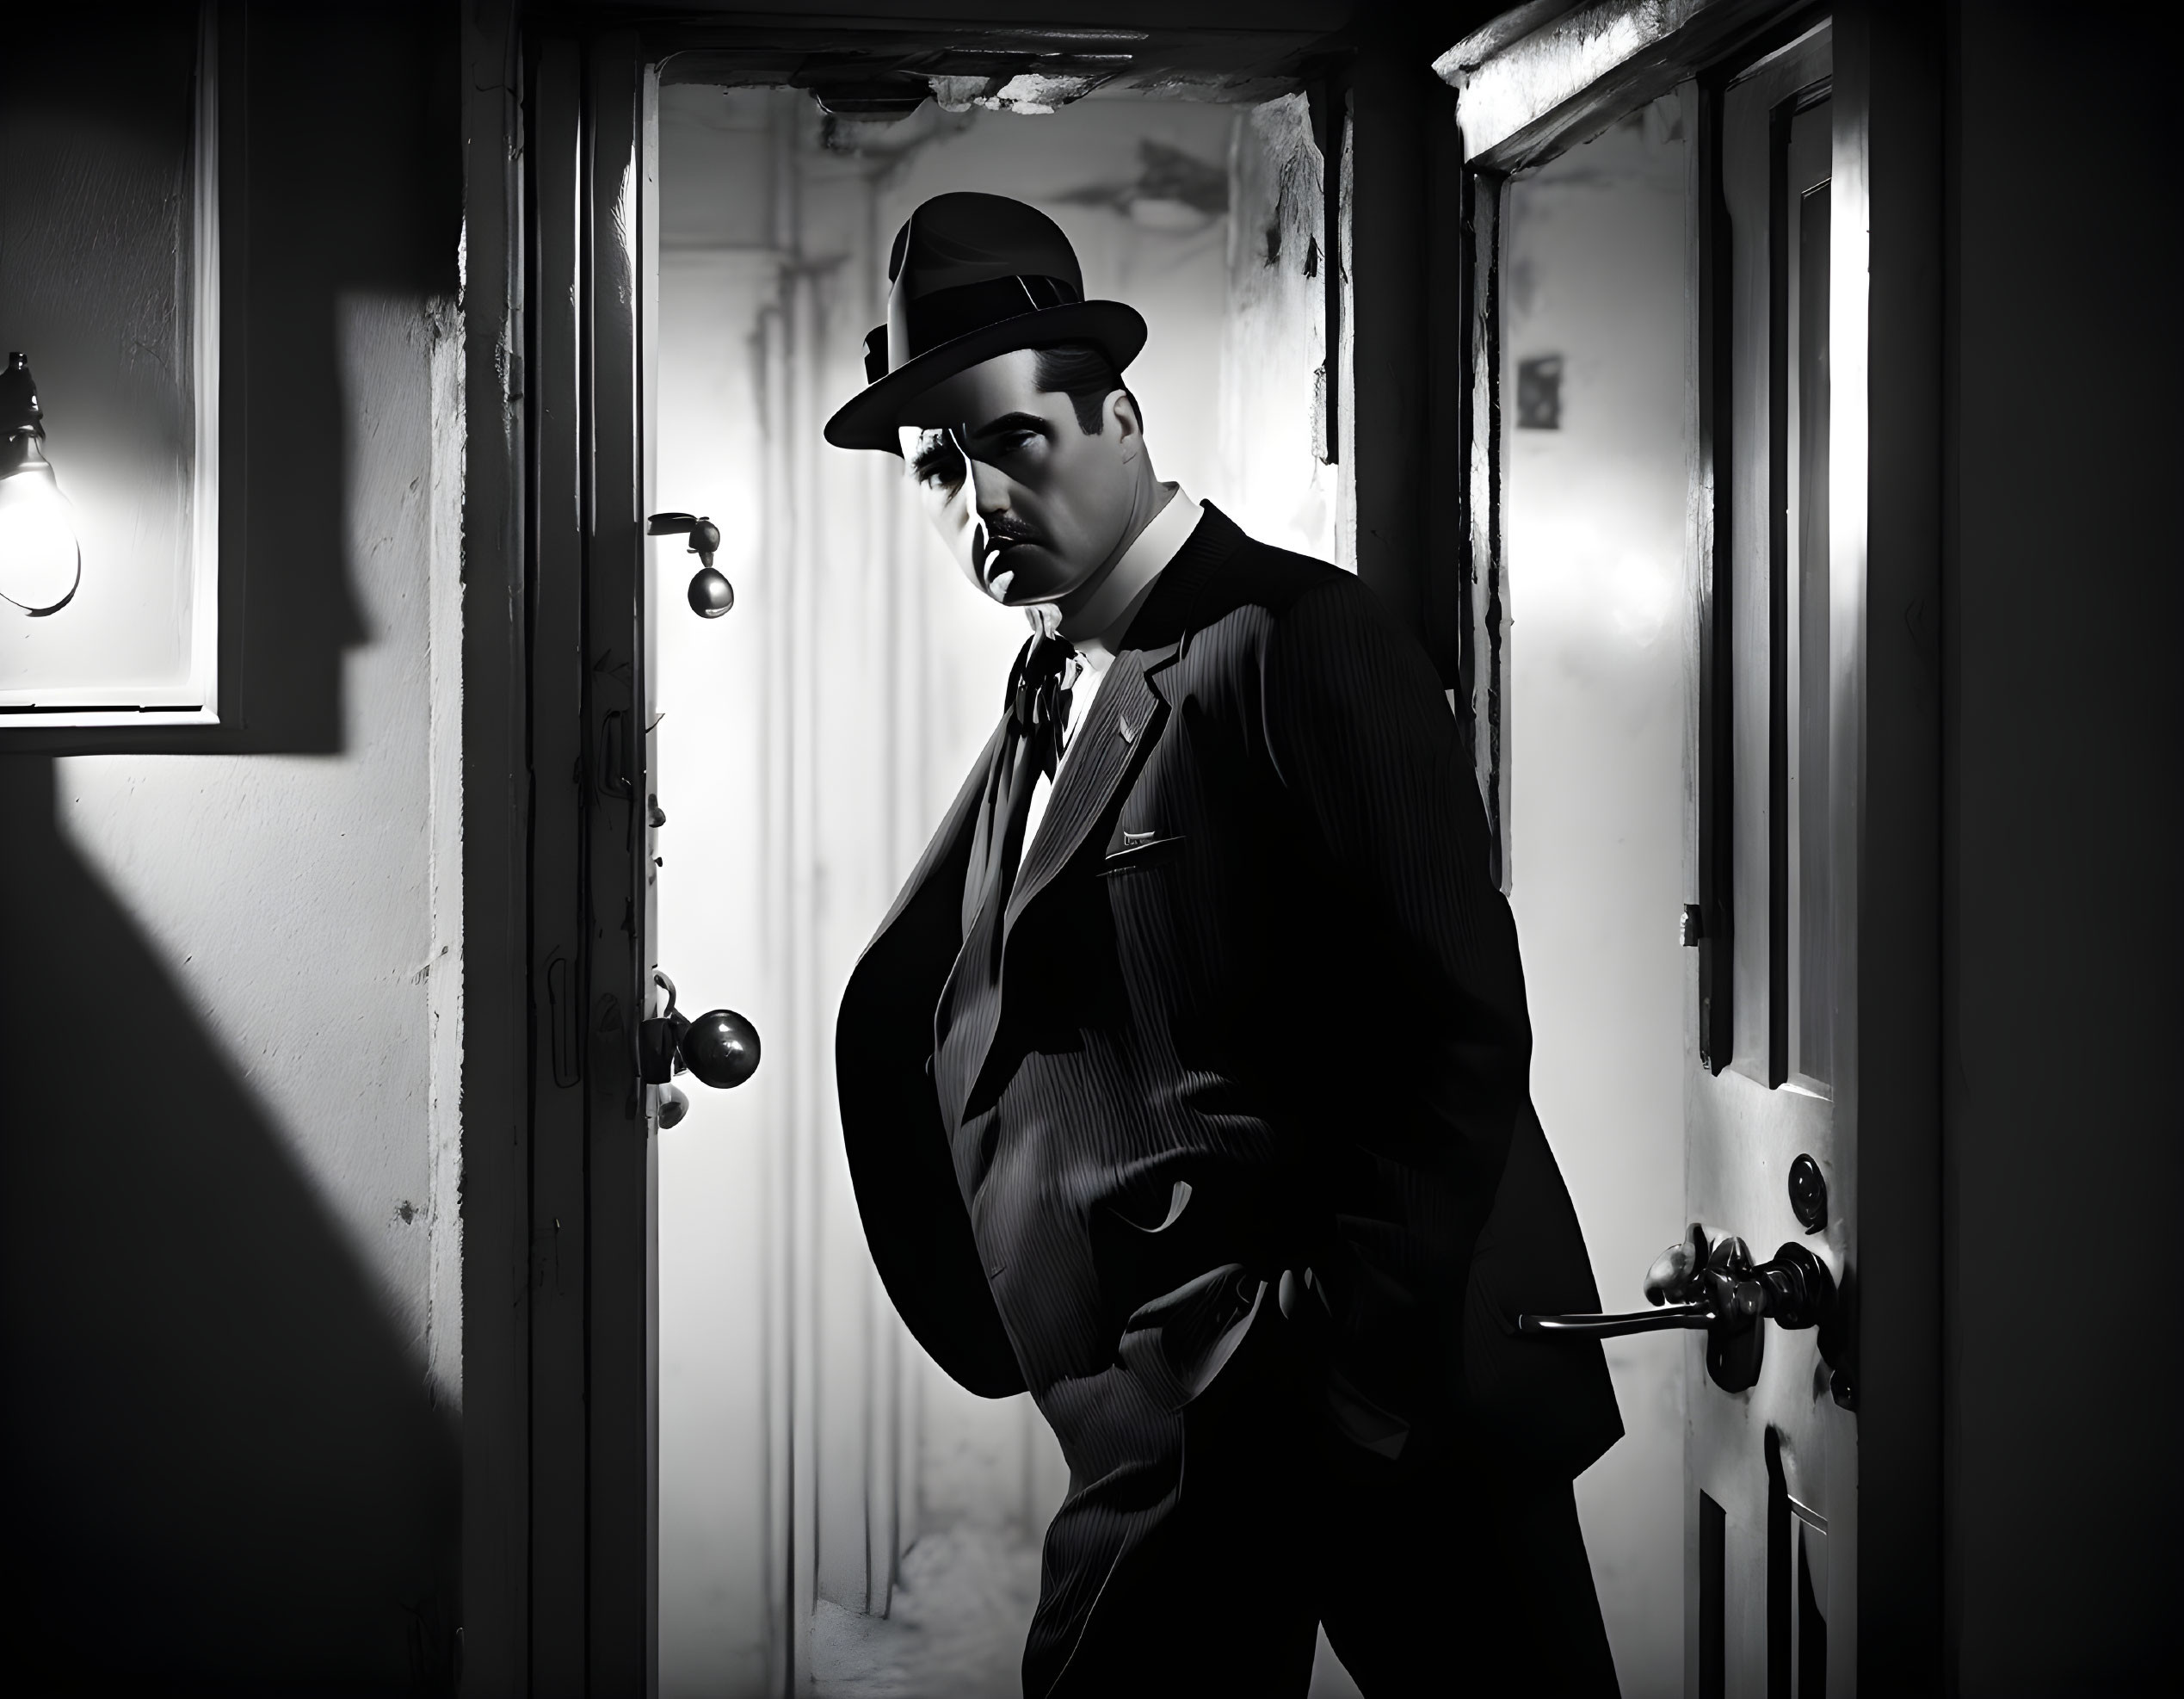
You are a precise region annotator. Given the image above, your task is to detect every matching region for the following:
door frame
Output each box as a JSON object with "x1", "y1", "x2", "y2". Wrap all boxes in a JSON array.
[
  {"x1": 459, "y1": 5, "x2": 1475, "y2": 1690},
  {"x1": 523, "y1": 29, "x2": 657, "y2": 1696},
  {"x1": 1438, "y1": 0, "x2": 1942, "y2": 1684},
  {"x1": 460, "y1": 13, "x2": 658, "y2": 1692}
]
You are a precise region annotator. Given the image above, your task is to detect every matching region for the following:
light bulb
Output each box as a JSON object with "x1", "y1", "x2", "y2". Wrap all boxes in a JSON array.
[
  {"x1": 0, "y1": 462, "x2": 80, "y2": 615},
  {"x1": 0, "y1": 352, "x2": 82, "y2": 617}
]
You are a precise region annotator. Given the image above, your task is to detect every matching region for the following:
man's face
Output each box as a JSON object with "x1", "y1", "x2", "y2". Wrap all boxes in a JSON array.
[{"x1": 898, "y1": 348, "x2": 1141, "y2": 607}]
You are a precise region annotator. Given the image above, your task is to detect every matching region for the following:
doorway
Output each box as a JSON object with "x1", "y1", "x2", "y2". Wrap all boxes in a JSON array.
[
  {"x1": 502, "y1": 9, "x2": 1804, "y2": 1691},
  {"x1": 647, "y1": 77, "x2": 1352, "y2": 1696}
]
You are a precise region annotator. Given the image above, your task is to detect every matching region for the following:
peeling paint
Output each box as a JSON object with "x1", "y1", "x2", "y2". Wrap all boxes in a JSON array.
[
  {"x1": 1218, "y1": 93, "x2": 1340, "y2": 562},
  {"x1": 977, "y1": 71, "x2": 1113, "y2": 114}
]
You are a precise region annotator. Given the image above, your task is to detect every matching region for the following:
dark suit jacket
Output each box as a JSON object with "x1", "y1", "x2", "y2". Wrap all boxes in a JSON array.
[{"x1": 837, "y1": 504, "x2": 1619, "y2": 1489}]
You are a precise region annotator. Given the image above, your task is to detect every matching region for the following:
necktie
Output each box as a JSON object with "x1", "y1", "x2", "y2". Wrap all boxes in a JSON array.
[{"x1": 961, "y1": 634, "x2": 1078, "y2": 944}]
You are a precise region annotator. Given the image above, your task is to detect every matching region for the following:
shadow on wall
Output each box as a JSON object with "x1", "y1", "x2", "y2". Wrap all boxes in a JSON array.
[
  {"x1": 0, "y1": 759, "x2": 460, "y2": 1693},
  {"x1": 217, "y1": 3, "x2": 456, "y2": 756},
  {"x1": 0, "y1": 4, "x2": 463, "y2": 1693}
]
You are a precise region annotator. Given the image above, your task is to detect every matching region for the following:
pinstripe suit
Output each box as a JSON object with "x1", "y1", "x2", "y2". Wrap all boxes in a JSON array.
[{"x1": 838, "y1": 504, "x2": 1622, "y2": 1694}]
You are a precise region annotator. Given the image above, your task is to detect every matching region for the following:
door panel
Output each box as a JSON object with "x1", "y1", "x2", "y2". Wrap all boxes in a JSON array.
[
  {"x1": 1784, "y1": 98, "x2": 1831, "y2": 1099},
  {"x1": 1688, "y1": 22, "x2": 1849, "y2": 1696}
]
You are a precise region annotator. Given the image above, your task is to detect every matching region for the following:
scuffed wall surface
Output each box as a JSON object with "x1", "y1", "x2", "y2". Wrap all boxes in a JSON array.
[
  {"x1": 1222, "y1": 93, "x2": 1340, "y2": 562},
  {"x1": 0, "y1": 5, "x2": 464, "y2": 1690}
]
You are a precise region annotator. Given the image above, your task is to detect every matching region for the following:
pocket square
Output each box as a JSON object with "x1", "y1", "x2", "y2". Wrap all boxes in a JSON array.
[{"x1": 1100, "y1": 831, "x2": 1185, "y2": 872}]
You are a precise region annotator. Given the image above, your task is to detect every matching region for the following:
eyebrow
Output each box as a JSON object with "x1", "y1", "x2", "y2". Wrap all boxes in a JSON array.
[
  {"x1": 960, "y1": 411, "x2": 1051, "y2": 448},
  {"x1": 907, "y1": 431, "x2": 960, "y2": 475}
]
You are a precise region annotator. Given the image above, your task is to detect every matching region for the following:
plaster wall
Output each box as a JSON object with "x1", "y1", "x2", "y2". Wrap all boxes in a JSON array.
[
  {"x1": 0, "y1": 6, "x2": 463, "y2": 1690},
  {"x1": 1502, "y1": 101, "x2": 1689, "y2": 1699}
]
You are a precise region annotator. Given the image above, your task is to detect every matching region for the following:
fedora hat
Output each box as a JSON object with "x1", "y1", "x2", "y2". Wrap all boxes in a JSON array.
[{"x1": 824, "y1": 192, "x2": 1147, "y2": 453}]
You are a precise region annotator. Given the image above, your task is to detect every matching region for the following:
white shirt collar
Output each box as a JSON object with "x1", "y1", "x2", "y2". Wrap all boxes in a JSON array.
[{"x1": 1058, "y1": 483, "x2": 1202, "y2": 670}]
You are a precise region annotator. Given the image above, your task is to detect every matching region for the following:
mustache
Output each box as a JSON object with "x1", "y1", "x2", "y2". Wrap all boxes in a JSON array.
[{"x1": 972, "y1": 514, "x2": 1045, "y2": 578}]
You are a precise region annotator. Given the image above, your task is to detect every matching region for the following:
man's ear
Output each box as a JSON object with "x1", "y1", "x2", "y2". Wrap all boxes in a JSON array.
[{"x1": 1104, "y1": 388, "x2": 1144, "y2": 461}]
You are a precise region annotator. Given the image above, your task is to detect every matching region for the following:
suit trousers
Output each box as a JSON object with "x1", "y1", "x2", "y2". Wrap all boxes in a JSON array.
[{"x1": 1029, "y1": 1302, "x2": 1622, "y2": 1698}]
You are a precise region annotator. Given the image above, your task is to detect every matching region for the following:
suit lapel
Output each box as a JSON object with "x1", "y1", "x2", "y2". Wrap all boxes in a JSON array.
[
  {"x1": 955, "y1": 649, "x2": 1188, "y2": 1120},
  {"x1": 950, "y1": 504, "x2": 1247, "y2": 1122},
  {"x1": 1004, "y1": 650, "x2": 1169, "y2": 936},
  {"x1": 1000, "y1": 499, "x2": 1246, "y2": 934}
]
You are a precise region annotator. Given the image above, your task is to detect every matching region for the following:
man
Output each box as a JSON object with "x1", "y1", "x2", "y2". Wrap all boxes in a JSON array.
[{"x1": 830, "y1": 191, "x2": 1623, "y2": 1696}]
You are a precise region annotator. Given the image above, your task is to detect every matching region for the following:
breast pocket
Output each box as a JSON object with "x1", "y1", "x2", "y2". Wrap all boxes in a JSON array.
[{"x1": 1098, "y1": 831, "x2": 1187, "y2": 876}]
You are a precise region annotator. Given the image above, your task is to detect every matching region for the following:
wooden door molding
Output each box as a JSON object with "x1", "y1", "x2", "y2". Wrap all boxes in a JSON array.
[
  {"x1": 528, "y1": 26, "x2": 656, "y2": 1695},
  {"x1": 462, "y1": 13, "x2": 657, "y2": 1691},
  {"x1": 459, "y1": 0, "x2": 533, "y2": 1690},
  {"x1": 1829, "y1": 3, "x2": 1944, "y2": 1682},
  {"x1": 1437, "y1": 0, "x2": 1825, "y2": 174}
]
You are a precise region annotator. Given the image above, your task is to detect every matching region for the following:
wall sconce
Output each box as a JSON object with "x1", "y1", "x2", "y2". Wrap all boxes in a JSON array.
[{"x1": 0, "y1": 352, "x2": 83, "y2": 617}]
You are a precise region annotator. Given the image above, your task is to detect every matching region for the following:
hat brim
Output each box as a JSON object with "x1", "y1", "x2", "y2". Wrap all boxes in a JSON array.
[{"x1": 823, "y1": 300, "x2": 1149, "y2": 453}]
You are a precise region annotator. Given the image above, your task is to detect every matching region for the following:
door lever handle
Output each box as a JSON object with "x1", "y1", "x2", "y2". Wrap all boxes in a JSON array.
[
  {"x1": 1518, "y1": 1234, "x2": 1838, "y2": 1397},
  {"x1": 1521, "y1": 1239, "x2": 1831, "y2": 1332},
  {"x1": 1520, "y1": 1262, "x2": 1764, "y2": 1338},
  {"x1": 1519, "y1": 1300, "x2": 1715, "y2": 1338}
]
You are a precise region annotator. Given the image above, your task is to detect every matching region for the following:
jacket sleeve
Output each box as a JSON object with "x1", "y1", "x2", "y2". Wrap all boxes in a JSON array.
[
  {"x1": 1258, "y1": 571, "x2": 1619, "y2": 1478},
  {"x1": 1259, "y1": 574, "x2": 1533, "y2": 1226}
]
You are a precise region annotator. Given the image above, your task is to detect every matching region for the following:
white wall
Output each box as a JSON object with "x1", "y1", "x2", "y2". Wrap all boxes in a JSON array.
[
  {"x1": 1502, "y1": 101, "x2": 1689, "y2": 1699},
  {"x1": 56, "y1": 294, "x2": 466, "y2": 1401},
  {"x1": 1223, "y1": 92, "x2": 1342, "y2": 564}
]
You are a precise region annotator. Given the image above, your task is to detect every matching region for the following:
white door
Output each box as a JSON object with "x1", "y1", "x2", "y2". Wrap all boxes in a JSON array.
[{"x1": 1687, "y1": 26, "x2": 1854, "y2": 1694}]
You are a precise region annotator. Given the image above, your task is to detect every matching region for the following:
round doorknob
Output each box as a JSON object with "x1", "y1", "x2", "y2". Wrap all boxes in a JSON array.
[
  {"x1": 656, "y1": 1082, "x2": 690, "y2": 1128},
  {"x1": 688, "y1": 565, "x2": 735, "y2": 618},
  {"x1": 682, "y1": 1008, "x2": 760, "y2": 1089}
]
